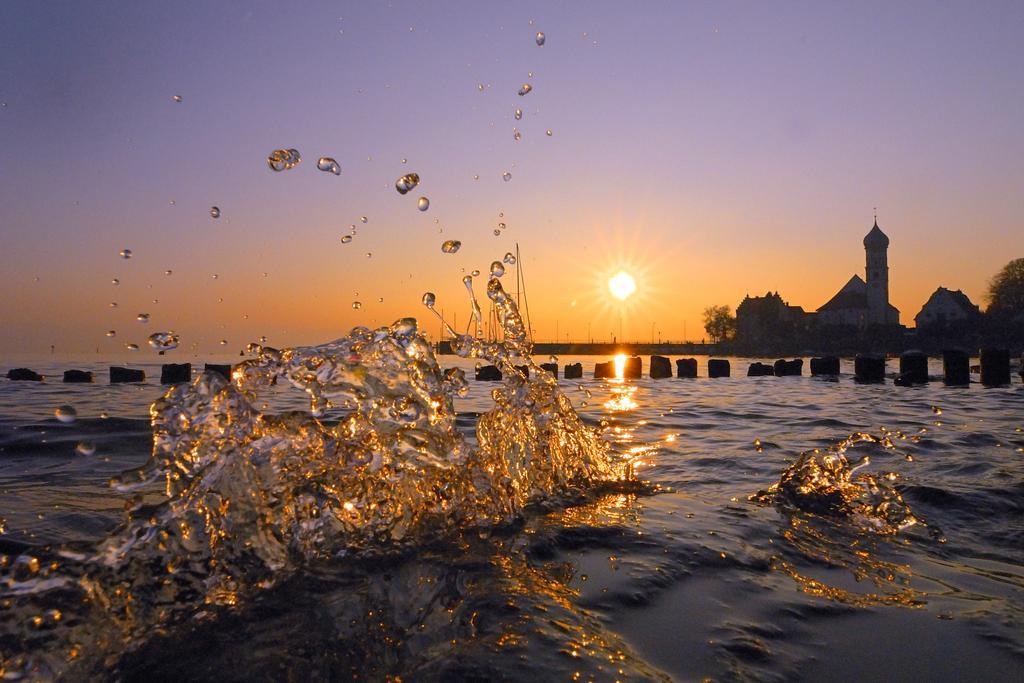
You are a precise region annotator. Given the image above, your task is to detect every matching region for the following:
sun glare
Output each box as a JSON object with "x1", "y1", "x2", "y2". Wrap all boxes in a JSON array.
[
  {"x1": 614, "y1": 353, "x2": 627, "y2": 378},
  {"x1": 608, "y1": 271, "x2": 637, "y2": 301}
]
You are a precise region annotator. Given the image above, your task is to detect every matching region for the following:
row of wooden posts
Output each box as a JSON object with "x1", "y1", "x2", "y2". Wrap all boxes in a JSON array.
[
  {"x1": 475, "y1": 349, "x2": 1023, "y2": 387},
  {"x1": 4, "y1": 350, "x2": 1021, "y2": 387}
]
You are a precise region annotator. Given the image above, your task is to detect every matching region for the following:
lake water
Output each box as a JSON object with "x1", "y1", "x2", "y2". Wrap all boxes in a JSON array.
[{"x1": 1, "y1": 353, "x2": 1022, "y2": 681}]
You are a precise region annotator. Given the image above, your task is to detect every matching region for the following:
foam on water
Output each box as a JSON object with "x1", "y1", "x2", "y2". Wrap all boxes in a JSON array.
[{"x1": 0, "y1": 276, "x2": 633, "y2": 679}]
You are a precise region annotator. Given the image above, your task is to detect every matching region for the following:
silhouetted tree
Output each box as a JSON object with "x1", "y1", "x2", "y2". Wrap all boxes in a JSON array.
[
  {"x1": 987, "y1": 257, "x2": 1024, "y2": 322},
  {"x1": 703, "y1": 305, "x2": 736, "y2": 343}
]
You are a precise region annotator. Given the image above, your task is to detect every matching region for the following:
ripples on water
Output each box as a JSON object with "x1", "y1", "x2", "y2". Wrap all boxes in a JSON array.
[{"x1": 1, "y1": 340, "x2": 1022, "y2": 679}]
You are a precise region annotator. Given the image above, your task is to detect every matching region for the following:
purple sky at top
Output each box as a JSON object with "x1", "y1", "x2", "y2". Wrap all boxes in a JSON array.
[{"x1": 1, "y1": 1, "x2": 1022, "y2": 354}]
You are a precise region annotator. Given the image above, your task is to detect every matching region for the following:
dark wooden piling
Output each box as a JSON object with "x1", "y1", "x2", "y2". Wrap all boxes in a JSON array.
[
  {"x1": 476, "y1": 365, "x2": 502, "y2": 381},
  {"x1": 204, "y1": 364, "x2": 232, "y2": 380},
  {"x1": 896, "y1": 351, "x2": 928, "y2": 386},
  {"x1": 539, "y1": 362, "x2": 558, "y2": 378},
  {"x1": 7, "y1": 368, "x2": 43, "y2": 381},
  {"x1": 676, "y1": 358, "x2": 697, "y2": 378},
  {"x1": 708, "y1": 359, "x2": 730, "y2": 378},
  {"x1": 980, "y1": 348, "x2": 1010, "y2": 386},
  {"x1": 63, "y1": 370, "x2": 94, "y2": 383},
  {"x1": 942, "y1": 350, "x2": 970, "y2": 386},
  {"x1": 747, "y1": 362, "x2": 774, "y2": 377},
  {"x1": 623, "y1": 356, "x2": 642, "y2": 379},
  {"x1": 854, "y1": 355, "x2": 885, "y2": 383},
  {"x1": 563, "y1": 363, "x2": 583, "y2": 379},
  {"x1": 594, "y1": 361, "x2": 614, "y2": 379},
  {"x1": 161, "y1": 363, "x2": 191, "y2": 385},
  {"x1": 774, "y1": 359, "x2": 803, "y2": 376},
  {"x1": 650, "y1": 355, "x2": 671, "y2": 379},
  {"x1": 810, "y1": 356, "x2": 840, "y2": 376},
  {"x1": 110, "y1": 367, "x2": 145, "y2": 383}
]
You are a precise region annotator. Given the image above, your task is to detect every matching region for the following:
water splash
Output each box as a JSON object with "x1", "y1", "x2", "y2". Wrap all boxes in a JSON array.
[
  {"x1": 751, "y1": 432, "x2": 920, "y2": 534},
  {"x1": 0, "y1": 275, "x2": 632, "y2": 678}
]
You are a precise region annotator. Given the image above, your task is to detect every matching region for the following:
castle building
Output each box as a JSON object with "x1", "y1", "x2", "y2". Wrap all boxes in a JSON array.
[{"x1": 815, "y1": 219, "x2": 900, "y2": 327}]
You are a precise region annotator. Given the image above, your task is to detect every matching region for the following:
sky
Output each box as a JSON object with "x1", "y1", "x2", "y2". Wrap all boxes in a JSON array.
[{"x1": 1, "y1": 1, "x2": 1023, "y2": 354}]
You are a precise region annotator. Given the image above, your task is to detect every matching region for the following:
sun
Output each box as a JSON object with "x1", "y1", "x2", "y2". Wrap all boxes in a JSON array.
[{"x1": 608, "y1": 271, "x2": 637, "y2": 301}]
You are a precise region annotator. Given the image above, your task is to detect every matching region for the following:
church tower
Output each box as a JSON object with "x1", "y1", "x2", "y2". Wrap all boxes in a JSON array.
[{"x1": 863, "y1": 217, "x2": 890, "y2": 325}]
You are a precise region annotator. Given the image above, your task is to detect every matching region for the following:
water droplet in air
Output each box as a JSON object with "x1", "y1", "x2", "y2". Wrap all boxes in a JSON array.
[
  {"x1": 136, "y1": 313, "x2": 150, "y2": 323},
  {"x1": 498, "y1": 222, "x2": 506, "y2": 230},
  {"x1": 125, "y1": 343, "x2": 139, "y2": 351},
  {"x1": 417, "y1": 196, "x2": 430, "y2": 211},
  {"x1": 502, "y1": 171, "x2": 512, "y2": 182},
  {"x1": 147, "y1": 331, "x2": 179, "y2": 351},
  {"x1": 513, "y1": 128, "x2": 521, "y2": 141},
  {"x1": 422, "y1": 292, "x2": 436, "y2": 308},
  {"x1": 518, "y1": 83, "x2": 532, "y2": 96},
  {"x1": 106, "y1": 330, "x2": 116, "y2": 337},
  {"x1": 365, "y1": 252, "x2": 372, "y2": 258},
  {"x1": 360, "y1": 216, "x2": 368, "y2": 223},
  {"x1": 401, "y1": 158, "x2": 407, "y2": 164},
  {"x1": 478, "y1": 83, "x2": 486, "y2": 92},
  {"x1": 317, "y1": 157, "x2": 341, "y2": 175},
  {"x1": 119, "y1": 249, "x2": 132, "y2": 259},
  {"x1": 55, "y1": 405, "x2": 77, "y2": 424},
  {"x1": 441, "y1": 240, "x2": 462, "y2": 254},
  {"x1": 546, "y1": 129, "x2": 553, "y2": 136},
  {"x1": 212, "y1": 274, "x2": 219, "y2": 279},
  {"x1": 352, "y1": 301, "x2": 362, "y2": 309},
  {"x1": 514, "y1": 108, "x2": 522, "y2": 120},
  {"x1": 395, "y1": 172, "x2": 420, "y2": 195},
  {"x1": 340, "y1": 235, "x2": 353, "y2": 244},
  {"x1": 490, "y1": 261, "x2": 505, "y2": 277},
  {"x1": 493, "y1": 229, "x2": 501, "y2": 236},
  {"x1": 164, "y1": 269, "x2": 173, "y2": 276},
  {"x1": 473, "y1": 174, "x2": 479, "y2": 180},
  {"x1": 75, "y1": 441, "x2": 96, "y2": 456},
  {"x1": 503, "y1": 252, "x2": 517, "y2": 265},
  {"x1": 267, "y1": 148, "x2": 301, "y2": 172},
  {"x1": 471, "y1": 269, "x2": 480, "y2": 276},
  {"x1": 172, "y1": 95, "x2": 182, "y2": 103},
  {"x1": 219, "y1": 339, "x2": 228, "y2": 346},
  {"x1": 210, "y1": 206, "x2": 221, "y2": 219},
  {"x1": 536, "y1": 31, "x2": 546, "y2": 46}
]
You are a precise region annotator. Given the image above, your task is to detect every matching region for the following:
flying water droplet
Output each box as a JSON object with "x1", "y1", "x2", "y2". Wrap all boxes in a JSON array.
[
  {"x1": 536, "y1": 31, "x2": 546, "y2": 46},
  {"x1": 125, "y1": 343, "x2": 139, "y2": 351},
  {"x1": 417, "y1": 196, "x2": 430, "y2": 211},
  {"x1": 340, "y1": 235, "x2": 353, "y2": 244},
  {"x1": 503, "y1": 252, "x2": 517, "y2": 265},
  {"x1": 502, "y1": 171, "x2": 512, "y2": 182},
  {"x1": 490, "y1": 261, "x2": 505, "y2": 277},
  {"x1": 55, "y1": 405, "x2": 77, "y2": 424},
  {"x1": 164, "y1": 269, "x2": 173, "y2": 276},
  {"x1": 360, "y1": 216, "x2": 368, "y2": 223},
  {"x1": 352, "y1": 301, "x2": 362, "y2": 309},
  {"x1": 422, "y1": 292, "x2": 436, "y2": 308},
  {"x1": 267, "y1": 148, "x2": 301, "y2": 172},
  {"x1": 317, "y1": 157, "x2": 341, "y2": 175},
  {"x1": 210, "y1": 206, "x2": 221, "y2": 219},
  {"x1": 513, "y1": 128, "x2": 521, "y2": 141},
  {"x1": 75, "y1": 441, "x2": 96, "y2": 456},
  {"x1": 471, "y1": 269, "x2": 480, "y2": 276},
  {"x1": 546, "y1": 129, "x2": 553, "y2": 136},
  {"x1": 147, "y1": 331, "x2": 179, "y2": 351},
  {"x1": 514, "y1": 108, "x2": 522, "y2": 120},
  {"x1": 219, "y1": 339, "x2": 228, "y2": 346},
  {"x1": 136, "y1": 313, "x2": 150, "y2": 323},
  {"x1": 119, "y1": 249, "x2": 132, "y2": 259},
  {"x1": 493, "y1": 229, "x2": 501, "y2": 236},
  {"x1": 477, "y1": 83, "x2": 486, "y2": 92},
  {"x1": 518, "y1": 83, "x2": 532, "y2": 96},
  {"x1": 441, "y1": 240, "x2": 461, "y2": 254},
  {"x1": 365, "y1": 252, "x2": 372, "y2": 258},
  {"x1": 395, "y1": 173, "x2": 420, "y2": 195},
  {"x1": 106, "y1": 330, "x2": 116, "y2": 337},
  {"x1": 172, "y1": 95, "x2": 182, "y2": 103}
]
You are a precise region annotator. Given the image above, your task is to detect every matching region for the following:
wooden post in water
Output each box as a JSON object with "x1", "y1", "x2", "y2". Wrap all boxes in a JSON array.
[
  {"x1": 63, "y1": 370, "x2": 94, "y2": 383},
  {"x1": 110, "y1": 367, "x2": 145, "y2": 383},
  {"x1": 161, "y1": 363, "x2": 191, "y2": 385},
  {"x1": 896, "y1": 351, "x2": 928, "y2": 386},
  {"x1": 854, "y1": 355, "x2": 885, "y2": 383},
  {"x1": 675, "y1": 358, "x2": 697, "y2": 378},
  {"x1": 810, "y1": 357, "x2": 840, "y2": 376},
  {"x1": 650, "y1": 355, "x2": 671, "y2": 379},
  {"x1": 942, "y1": 350, "x2": 970, "y2": 386},
  {"x1": 980, "y1": 349, "x2": 1010, "y2": 386},
  {"x1": 563, "y1": 363, "x2": 583, "y2": 379},
  {"x1": 708, "y1": 359, "x2": 730, "y2": 378}
]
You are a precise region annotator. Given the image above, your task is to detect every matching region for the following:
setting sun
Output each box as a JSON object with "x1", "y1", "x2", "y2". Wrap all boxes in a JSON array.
[{"x1": 608, "y1": 271, "x2": 637, "y2": 301}]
